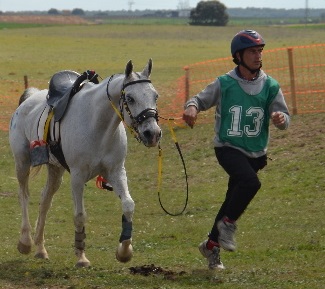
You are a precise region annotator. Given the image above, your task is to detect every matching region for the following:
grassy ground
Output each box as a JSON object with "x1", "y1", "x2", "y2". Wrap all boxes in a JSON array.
[
  {"x1": 0, "y1": 23, "x2": 324, "y2": 288},
  {"x1": 0, "y1": 112, "x2": 324, "y2": 288},
  {"x1": 1, "y1": 23, "x2": 324, "y2": 85},
  {"x1": 1, "y1": 23, "x2": 324, "y2": 129}
]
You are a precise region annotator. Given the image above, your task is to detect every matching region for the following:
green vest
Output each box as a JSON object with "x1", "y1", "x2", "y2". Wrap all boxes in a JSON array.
[{"x1": 218, "y1": 75, "x2": 279, "y2": 152}]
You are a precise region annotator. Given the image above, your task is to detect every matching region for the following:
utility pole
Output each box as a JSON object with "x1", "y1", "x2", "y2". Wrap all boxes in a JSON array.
[
  {"x1": 128, "y1": 0, "x2": 135, "y2": 11},
  {"x1": 305, "y1": 0, "x2": 309, "y2": 25},
  {"x1": 177, "y1": 0, "x2": 190, "y2": 10}
]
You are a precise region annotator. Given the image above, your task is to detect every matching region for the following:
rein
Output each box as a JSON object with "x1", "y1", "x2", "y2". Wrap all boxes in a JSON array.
[{"x1": 157, "y1": 117, "x2": 189, "y2": 216}]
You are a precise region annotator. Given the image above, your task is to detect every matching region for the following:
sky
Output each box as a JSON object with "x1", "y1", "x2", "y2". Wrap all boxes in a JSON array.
[{"x1": 0, "y1": 0, "x2": 324, "y2": 12}]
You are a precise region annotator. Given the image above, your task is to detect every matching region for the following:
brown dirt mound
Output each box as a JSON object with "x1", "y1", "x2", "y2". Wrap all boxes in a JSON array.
[
  {"x1": 0, "y1": 15, "x2": 92, "y2": 25},
  {"x1": 129, "y1": 264, "x2": 186, "y2": 279}
]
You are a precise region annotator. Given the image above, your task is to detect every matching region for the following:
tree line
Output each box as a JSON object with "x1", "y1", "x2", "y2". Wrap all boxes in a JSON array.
[{"x1": 2, "y1": 1, "x2": 324, "y2": 26}]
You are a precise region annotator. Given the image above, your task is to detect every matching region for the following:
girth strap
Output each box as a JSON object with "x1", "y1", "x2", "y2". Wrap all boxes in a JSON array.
[{"x1": 49, "y1": 140, "x2": 70, "y2": 172}]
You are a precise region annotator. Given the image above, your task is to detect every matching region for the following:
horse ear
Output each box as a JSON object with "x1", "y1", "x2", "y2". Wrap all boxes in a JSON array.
[
  {"x1": 142, "y1": 58, "x2": 152, "y2": 78},
  {"x1": 125, "y1": 60, "x2": 133, "y2": 78}
]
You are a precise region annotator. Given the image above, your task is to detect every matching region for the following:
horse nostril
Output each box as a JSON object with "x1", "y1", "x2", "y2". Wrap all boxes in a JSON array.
[{"x1": 143, "y1": 130, "x2": 152, "y2": 140}]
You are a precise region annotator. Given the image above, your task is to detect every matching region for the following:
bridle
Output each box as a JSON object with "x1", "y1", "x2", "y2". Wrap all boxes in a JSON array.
[
  {"x1": 106, "y1": 75, "x2": 159, "y2": 142},
  {"x1": 121, "y1": 79, "x2": 159, "y2": 125}
]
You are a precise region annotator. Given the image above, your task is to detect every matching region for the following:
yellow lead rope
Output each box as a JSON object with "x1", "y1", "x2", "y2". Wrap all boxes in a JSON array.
[{"x1": 108, "y1": 95, "x2": 139, "y2": 140}]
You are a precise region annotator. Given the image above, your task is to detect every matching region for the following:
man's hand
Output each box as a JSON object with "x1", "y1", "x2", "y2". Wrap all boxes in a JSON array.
[
  {"x1": 271, "y1": 112, "x2": 285, "y2": 126},
  {"x1": 182, "y1": 105, "x2": 198, "y2": 128}
]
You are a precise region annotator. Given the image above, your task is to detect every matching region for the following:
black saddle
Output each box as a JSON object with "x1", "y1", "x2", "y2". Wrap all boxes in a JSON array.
[{"x1": 47, "y1": 70, "x2": 99, "y2": 122}]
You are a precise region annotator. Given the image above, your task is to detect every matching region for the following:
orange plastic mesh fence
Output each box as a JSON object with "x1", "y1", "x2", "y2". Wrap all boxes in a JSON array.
[
  {"x1": 1, "y1": 44, "x2": 324, "y2": 131},
  {"x1": 0, "y1": 78, "x2": 47, "y2": 131},
  {"x1": 176, "y1": 44, "x2": 325, "y2": 121}
]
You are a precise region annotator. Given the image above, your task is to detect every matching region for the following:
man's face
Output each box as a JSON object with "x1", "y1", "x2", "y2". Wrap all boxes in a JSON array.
[{"x1": 239, "y1": 46, "x2": 264, "y2": 70}]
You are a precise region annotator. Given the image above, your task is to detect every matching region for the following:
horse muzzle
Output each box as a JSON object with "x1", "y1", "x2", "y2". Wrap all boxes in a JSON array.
[{"x1": 138, "y1": 119, "x2": 162, "y2": 147}]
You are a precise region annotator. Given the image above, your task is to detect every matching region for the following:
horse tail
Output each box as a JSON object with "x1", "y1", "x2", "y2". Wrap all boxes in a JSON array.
[
  {"x1": 18, "y1": 87, "x2": 40, "y2": 106},
  {"x1": 30, "y1": 165, "x2": 43, "y2": 178},
  {"x1": 18, "y1": 87, "x2": 44, "y2": 176}
]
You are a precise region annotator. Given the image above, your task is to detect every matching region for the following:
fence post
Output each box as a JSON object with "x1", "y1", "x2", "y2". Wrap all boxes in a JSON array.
[
  {"x1": 287, "y1": 48, "x2": 298, "y2": 115},
  {"x1": 184, "y1": 66, "x2": 190, "y2": 101},
  {"x1": 24, "y1": 75, "x2": 29, "y2": 89}
]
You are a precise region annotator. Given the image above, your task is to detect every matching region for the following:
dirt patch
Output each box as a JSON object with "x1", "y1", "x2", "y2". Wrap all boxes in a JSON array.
[
  {"x1": 129, "y1": 264, "x2": 186, "y2": 279},
  {"x1": 0, "y1": 15, "x2": 92, "y2": 25}
]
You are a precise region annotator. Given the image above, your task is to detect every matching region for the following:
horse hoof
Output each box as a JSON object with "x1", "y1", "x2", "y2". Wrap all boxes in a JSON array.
[
  {"x1": 116, "y1": 239, "x2": 133, "y2": 263},
  {"x1": 75, "y1": 261, "x2": 91, "y2": 268},
  {"x1": 34, "y1": 252, "x2": 49, "y2": 259},
  {"x1": 17, "y1": 241, "x2": 32, "y2": 255}
]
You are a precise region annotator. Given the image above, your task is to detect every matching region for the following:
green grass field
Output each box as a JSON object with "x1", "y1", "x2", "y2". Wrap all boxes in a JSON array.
[{"x1": 0, "y1": 22, "x2": 324, "y2": 288}]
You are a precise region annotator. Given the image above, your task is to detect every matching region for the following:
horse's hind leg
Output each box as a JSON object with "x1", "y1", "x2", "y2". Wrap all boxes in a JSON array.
[
  {"x1": 70, "y1": 173, "x2": 90, "y2": 267},
  {"x1": 34, "y1": 164, "x2": 65, "y2": 259},
  {"x1": 16, "y1": 161, "x2": 33, "y2": 255}
]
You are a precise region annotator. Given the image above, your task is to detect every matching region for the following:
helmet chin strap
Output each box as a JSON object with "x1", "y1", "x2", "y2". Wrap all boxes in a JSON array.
[
  {"x1": 238, "y1": 50, "x2": 262, "y2": 75},
  {"x1": 239, "y1": 59, "x2": 262, "y2": 75}
]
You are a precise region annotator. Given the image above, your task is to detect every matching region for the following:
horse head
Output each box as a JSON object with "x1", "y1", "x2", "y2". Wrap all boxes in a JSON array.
[{"x1": 121, "y1": 59, "x2": 162, "y2": 147}]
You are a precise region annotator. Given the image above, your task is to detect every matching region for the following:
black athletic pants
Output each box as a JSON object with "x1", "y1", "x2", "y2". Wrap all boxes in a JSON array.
[{"x1": 208, "y1": 146, "x2": 267, "y2": 243}]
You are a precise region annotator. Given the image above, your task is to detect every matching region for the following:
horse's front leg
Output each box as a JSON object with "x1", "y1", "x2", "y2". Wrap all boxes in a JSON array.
[
  {"x1": 111, "y1": 168, "x2": 135, "y2": 263},
  {"x1": 71, "y1": 173, "x2": 90, "y2": 267},
  {"x1": 115, "y1": 214, "x2": 134, "y2": 263}
]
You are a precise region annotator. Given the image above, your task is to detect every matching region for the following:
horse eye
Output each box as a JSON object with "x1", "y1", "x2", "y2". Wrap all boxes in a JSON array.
[
  {"x1": 155, "y1": 94, "x2": 159, "y2": 100},
  {"x1": 126, "y1": 96, "x2": 135, "y2": 104}
]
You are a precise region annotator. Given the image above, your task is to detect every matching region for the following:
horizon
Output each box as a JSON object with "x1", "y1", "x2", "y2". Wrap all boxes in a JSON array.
[
  {"x1": 1, "y1": 7, "x2": 324, "y2": 13},
  {"x1": 0, "y1": 0, "x2": 324, "y2": 13}
]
